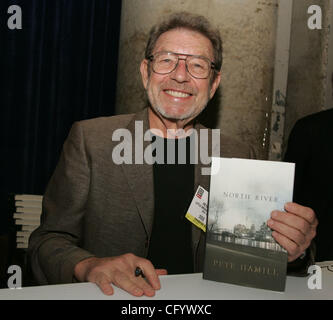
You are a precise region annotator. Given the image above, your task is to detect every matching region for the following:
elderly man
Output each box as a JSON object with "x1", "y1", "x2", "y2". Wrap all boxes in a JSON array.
[{"x1": 28, "y1": 12, "x2": 317, "y2": 297}]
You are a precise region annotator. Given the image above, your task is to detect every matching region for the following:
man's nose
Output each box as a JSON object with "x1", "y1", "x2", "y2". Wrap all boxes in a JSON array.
[{"x1": 170, "y1": 60, "x2": 190, "y2": 82}]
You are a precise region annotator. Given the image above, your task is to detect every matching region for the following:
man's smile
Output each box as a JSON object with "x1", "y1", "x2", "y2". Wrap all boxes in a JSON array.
[{"x1": 163, "y1": 89, "x2": 193, "y2": 99}]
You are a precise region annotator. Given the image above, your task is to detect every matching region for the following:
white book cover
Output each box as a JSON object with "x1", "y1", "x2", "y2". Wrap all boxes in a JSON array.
[{"x1": 204, "y1": 157, "x2": 295, "y2": 292}]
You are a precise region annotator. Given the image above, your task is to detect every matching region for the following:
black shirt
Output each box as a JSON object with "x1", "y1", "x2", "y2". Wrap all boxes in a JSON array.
[{"x1": 147, "y1": 134, "x2": 195, "y2": 274}]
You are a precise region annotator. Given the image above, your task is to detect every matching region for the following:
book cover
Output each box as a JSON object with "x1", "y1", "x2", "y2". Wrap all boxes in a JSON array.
[{"x1": 203, "y1": 157, "x2": 295, "y2": 292}]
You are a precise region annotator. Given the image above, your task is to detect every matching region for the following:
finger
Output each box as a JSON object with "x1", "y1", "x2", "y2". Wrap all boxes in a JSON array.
[
  {"x1": 270, "y1": 210, "x2": 310, "y2": 236},
  {"x1": 94, "y1": 275, "x2": 114, "y2": 296},
  {"x1": 156, "y1": 269, "x2": 168, "y2": 276},
  {"x1": 271, "y1": 231, "x2": 302, "y2": 261},
  {"x1": 267, "y1": 219, "x2": 305, "y2": 246},
  {"x1": 134, "y1": 276, "x2": 156, "y2": 297},
  {"x1": 284, "y1": 202, "x2": 317, "y2": 225},
  {"x1": 137, "y1": 262, "x2": 161, "y2": 290},
  {"x1": 113, "y1": 271, "x2": 144, "y2": 297}
]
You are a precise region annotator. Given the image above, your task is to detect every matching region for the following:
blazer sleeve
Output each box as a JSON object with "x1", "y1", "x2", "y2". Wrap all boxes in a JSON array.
[{"x1": 28, "y1": 122, "x2": 95, "y2": 285}]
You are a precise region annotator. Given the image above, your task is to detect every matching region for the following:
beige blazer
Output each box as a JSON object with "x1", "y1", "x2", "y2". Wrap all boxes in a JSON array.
[{"x1": 28, "y1": 108, "x2": 255, "y2": 284}]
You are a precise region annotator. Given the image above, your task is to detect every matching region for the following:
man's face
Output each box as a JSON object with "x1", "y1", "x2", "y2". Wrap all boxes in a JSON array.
[{"x1": 140, "y1": 28, "x2": 221, "y2": 122}]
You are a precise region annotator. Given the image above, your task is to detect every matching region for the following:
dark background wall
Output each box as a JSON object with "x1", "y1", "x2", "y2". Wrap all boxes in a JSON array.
[{"x1": 0, "y1": 0, "x2": 122, "y2": 286}]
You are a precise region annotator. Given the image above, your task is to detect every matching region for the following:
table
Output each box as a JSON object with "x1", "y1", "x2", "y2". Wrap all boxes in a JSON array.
[{"x1": 0, "y1": 266, "x2": 332, "y2": 300}]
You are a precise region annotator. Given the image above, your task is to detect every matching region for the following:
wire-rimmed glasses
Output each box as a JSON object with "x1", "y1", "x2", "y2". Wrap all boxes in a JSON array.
[{"x1": 148, "y1": 51, "x2": 216, "y2": 79}]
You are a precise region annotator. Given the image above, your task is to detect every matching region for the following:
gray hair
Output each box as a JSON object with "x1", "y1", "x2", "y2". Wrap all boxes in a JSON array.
[{"x1": 145, "y1": 12, "x2": 223, "y2": 73}]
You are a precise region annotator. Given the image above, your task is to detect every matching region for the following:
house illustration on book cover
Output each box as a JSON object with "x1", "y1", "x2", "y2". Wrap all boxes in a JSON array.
[{"x1": 203, "y1": 157, "x2": 295, "y2": 292}]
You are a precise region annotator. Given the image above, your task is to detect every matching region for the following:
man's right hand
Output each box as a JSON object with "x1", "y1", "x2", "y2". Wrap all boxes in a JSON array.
[{"x1": 74, "y1": 253, "x2": 168, "y2": 296}]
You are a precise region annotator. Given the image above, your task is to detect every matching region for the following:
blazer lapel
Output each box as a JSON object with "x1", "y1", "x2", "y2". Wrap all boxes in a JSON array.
[{"x1": 121, "y1": 108, "x2": 155, "y2": 238}]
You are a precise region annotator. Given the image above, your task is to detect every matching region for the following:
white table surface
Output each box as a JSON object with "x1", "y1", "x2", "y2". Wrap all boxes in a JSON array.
[{"x1": 0, "y1": 268, "x2": 332, "y2": 300}]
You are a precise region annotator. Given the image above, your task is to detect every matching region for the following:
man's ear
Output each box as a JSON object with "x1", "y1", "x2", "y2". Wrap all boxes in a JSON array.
[
  {"x1": 209, "y1": 71, "x2": 221, "y2": 99},
  {"x1": 140, "y1": 59, "x2": 149, "y2": 89}
]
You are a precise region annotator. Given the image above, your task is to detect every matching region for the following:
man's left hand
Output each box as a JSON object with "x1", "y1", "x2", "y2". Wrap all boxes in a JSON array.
[{"x1": 267, "y1": 202, "x2": 318, "y2": 262}]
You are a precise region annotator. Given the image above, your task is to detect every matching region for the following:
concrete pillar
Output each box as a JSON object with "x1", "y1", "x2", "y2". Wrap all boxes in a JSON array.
[
  {"x1": 115, "y1": 0, "x2": 279, "y2": 159},
  {"x1": 283, "y1": 0, "x2": 332, "y2": 151},
  {"x1": 324, "y1": 1, "x2": 333, "y2": 109}
]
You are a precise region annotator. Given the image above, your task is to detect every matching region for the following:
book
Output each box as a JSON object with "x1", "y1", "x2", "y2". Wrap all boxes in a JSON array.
[
  {"x1": 15, "y1": 207, "x2": 42, "y2": 214},
  {"x1": 203, "y1": 157, "x2": 295, "y2": 292},
  {"x1": 17, "y1": 243, "x2": 29, "y2": 249},
  {"x1": 15, "y1": 219, "x2": 40, "y2": 226},
  {"x1": 15, "y1": 200, "x2": 42, "y2": 209},
  {"x1": 10, "y1": 194, "x2": 43, "y2": 250},
  {"x1": 14, "y1": 212, "x2": 41, "y2": 220},
  {"x1": 14, "y1": 194, "x2": 43, "y2": 202},
  {"x1": 21, "y1": 225, "x2": 38, "y2": 232},
  {"x1": 17, "y1": 231, "x2": 32, "y2": 238}
]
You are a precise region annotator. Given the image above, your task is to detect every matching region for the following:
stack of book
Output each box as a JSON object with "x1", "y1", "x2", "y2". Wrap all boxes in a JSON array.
[{"x1": 13, "y1": 194, "x2": 43, "y2": 249}]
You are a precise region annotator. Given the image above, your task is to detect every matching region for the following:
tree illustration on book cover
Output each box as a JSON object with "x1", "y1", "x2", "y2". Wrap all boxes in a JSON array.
[{"x1": 203, "y1": 157, "x2": 295, "y2": 292}]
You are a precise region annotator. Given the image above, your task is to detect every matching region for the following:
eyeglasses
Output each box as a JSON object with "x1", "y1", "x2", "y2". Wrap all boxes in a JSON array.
[{"x1": 148, "y1": 51, "x2": 216, "y2": 79}]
